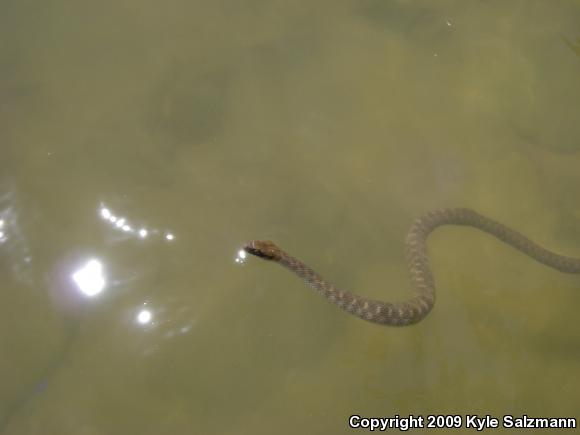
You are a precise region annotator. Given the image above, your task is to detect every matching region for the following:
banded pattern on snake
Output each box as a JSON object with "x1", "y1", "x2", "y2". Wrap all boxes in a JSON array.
[{"x1": 243, "y1": 208, "x2": 580, "y2": 326}]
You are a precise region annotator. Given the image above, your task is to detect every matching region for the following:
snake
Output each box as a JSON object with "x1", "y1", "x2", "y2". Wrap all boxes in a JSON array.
[{"x1": 243, "y1": 208, "x2": 580, "y2": 326}]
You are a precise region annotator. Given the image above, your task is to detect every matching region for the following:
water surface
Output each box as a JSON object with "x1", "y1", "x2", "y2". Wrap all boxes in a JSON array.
[{"x1": 1, "y1": 1, "x2": 579, "y2": 434}]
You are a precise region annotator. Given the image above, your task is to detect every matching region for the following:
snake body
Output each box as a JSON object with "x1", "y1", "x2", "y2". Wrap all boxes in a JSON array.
[{"x1": 243, "y1": 208, "x2": 580, "y2": 326}]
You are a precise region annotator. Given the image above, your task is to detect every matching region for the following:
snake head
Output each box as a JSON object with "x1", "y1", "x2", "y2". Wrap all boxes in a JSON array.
[{"x1": 243, "y1": 240, "x2": 282, "y2": 261}]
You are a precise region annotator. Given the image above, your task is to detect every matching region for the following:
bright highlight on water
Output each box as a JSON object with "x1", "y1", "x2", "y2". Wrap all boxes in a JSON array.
[{"x1": 72, "y1": 259, "x2": 106, "y2": 297}]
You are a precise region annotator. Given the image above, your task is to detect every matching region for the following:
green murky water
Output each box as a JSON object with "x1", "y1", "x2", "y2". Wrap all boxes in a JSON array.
[{"x1": 1, "y1": 1, "x2": 579, "y2": 434}]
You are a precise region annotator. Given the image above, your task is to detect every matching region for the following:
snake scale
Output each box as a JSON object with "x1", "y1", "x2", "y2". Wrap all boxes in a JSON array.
[{"x1": 243, "y1": 208, "x2": 580, "y2": 326}]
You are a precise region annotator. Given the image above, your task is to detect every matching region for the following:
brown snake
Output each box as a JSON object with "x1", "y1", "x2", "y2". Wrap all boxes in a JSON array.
[{"x1": 243, "y1": 208, "x2": 580, "y2": 326}]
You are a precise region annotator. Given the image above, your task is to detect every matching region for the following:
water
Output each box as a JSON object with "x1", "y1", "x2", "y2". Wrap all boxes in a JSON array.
[{"x1": 1, "y1": 1, "x2": 579, "y2": 433}]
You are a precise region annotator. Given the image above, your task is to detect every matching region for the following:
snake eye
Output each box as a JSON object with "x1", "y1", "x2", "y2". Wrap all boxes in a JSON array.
[{"x1": 242, "y1": 242, "x2": 260, "y2": 257}]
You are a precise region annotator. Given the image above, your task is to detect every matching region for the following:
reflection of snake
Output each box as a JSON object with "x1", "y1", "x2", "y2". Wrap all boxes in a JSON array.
[{"x1": 244, "y1": 208, "x2": 580, "y2": 326}]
